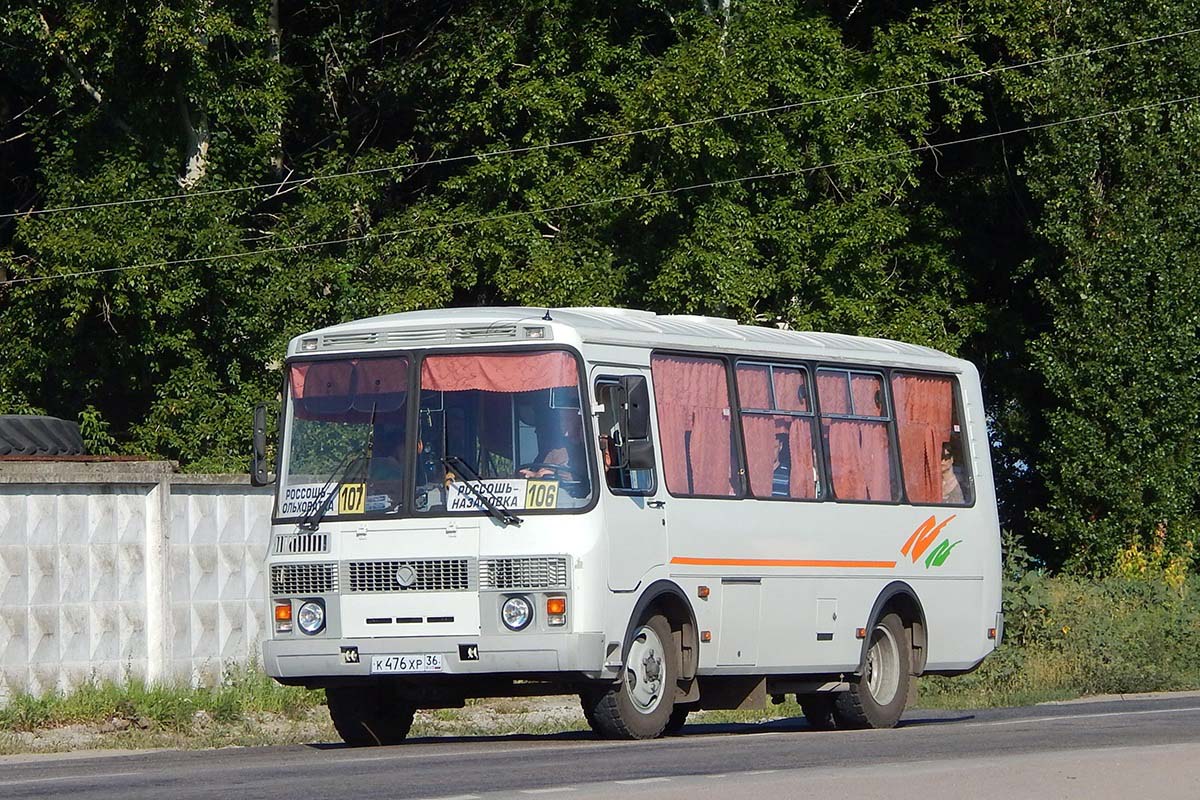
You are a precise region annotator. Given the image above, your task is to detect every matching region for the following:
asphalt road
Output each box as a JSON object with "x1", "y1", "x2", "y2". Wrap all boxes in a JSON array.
[{"x1": 3, "y1": 694, "x2": 1199, "y2": 800}]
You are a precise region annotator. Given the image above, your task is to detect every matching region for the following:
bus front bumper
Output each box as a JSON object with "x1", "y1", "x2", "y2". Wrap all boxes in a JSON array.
[{"x1": 263, "y1": 632, "x2": 608, "y2": 681}]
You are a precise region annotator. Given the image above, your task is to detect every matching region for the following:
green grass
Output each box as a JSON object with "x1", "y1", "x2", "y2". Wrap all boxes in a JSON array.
[{"x1": 0, "y1": 663, "x2": 322, "y2": 733}]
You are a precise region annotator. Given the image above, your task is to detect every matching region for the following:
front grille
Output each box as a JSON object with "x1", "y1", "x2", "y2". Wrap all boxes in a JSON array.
[
  {"x1": 480, "y1": 556, "x2": 569, "y2": 590},
  {"x1": 271, "y1": 563, "x2": 338, "y2": 595},
  {"x1": 273, "y1": 532, "x2": 329, "y2": 555},
  {"x1": 346, "y1": 559, "x2": 471, "y2": 593}
]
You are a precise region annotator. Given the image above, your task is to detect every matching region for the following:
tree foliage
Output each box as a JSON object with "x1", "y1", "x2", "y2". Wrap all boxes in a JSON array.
[{"x1": 1, "y1": 0, "x2": 1197, "y2": 569}]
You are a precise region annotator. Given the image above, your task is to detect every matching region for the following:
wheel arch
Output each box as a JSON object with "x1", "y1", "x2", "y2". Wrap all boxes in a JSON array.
[
  {"x1": 623, "y1": 579, "x2": 699, "y2": 681},
  {"x1": 857, "y1": 581, "x2": 928, "y2": 676}
]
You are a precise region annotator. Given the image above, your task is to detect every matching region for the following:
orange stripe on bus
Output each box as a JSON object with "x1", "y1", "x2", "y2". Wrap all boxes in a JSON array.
[{"x1": 670, "y1": 557, "x2": 897, "y2": 569}]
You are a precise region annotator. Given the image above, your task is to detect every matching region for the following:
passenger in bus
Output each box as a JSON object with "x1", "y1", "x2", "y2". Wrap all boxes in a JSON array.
[
  {"x1": 941, "y1": 440, "x2": 965, "y2": 504},
  {"x1": 771, "y1": 433, "x2": 791, "y2": 497},
  {"x1": 520, "y1": 408, "x2": 586, "y2": 481}
]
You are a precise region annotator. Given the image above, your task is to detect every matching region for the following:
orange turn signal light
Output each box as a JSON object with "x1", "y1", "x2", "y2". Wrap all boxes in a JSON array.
[
  {"x1": 547, "y1": 597, "x2": 567, "y2": 616},
  {"x1": 697, "y1": 585, "x2": 710, "y2": 599},
  {"x1": 700, "y1": 630, "x2": 712, "y2": 643},
  {"x1": 855, "y1": 627, "x2": 867, "y2": 639},
  {"x1": 275, "y1": 602, "x2": 292, "y2": 621},
  {"x1": 987, "y1": 627, "x2": 997, "y2": 640}
]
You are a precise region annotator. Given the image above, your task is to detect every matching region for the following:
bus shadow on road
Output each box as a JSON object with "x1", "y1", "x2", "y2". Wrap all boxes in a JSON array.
[
  {"x1": 672, "y1": 712, "x2": 975, "y2": 737},
  {"x1": 307, "y1": 712, "x2": 977, "y2": 749}
]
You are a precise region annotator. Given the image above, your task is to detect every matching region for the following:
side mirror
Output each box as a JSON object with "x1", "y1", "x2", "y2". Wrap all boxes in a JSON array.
[
  {"x1": 251, "y1": 403, "x2": 273, "y2": 486},
  {"x1": 620, "y1": 376, "x2": 651, "y2": 440},
  {"x1": 618, "y1": 376, "x2": 655, "y2": 471}
]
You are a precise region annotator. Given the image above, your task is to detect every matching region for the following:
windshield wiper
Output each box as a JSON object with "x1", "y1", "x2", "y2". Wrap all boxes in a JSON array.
[
  {"x1": 297, "y1": 452, "x2": 364, "y2": 532},
  {"x1": 441, "y1": 455, "x2": 523, "y2": 527},
  {"x1": 298, "y1": 403, "x2": 379, "y2": 532}
]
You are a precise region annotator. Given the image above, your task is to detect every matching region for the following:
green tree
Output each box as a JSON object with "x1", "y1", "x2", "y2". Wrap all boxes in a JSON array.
[{"x1": 986, "y1": 0, "x2": 1200, "y2": 568}]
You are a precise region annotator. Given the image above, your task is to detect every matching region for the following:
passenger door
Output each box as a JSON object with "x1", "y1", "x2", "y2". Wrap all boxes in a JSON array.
[{"x1": 591, "y1": 368, "x2": 667, "y2": 591}]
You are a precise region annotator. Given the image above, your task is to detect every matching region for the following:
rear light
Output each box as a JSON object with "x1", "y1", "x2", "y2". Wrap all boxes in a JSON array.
[
  {"x1": 275, "y1": 601, "x2": 293, "y2": 633},
  {"x1": 547, "y1": 596, "x2": 566, "y2": 627}
]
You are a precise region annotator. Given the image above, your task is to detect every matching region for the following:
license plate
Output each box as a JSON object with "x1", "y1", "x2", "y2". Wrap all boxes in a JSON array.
[{"x1": 370, "y1": 654, "x2": 444, "y2": 674}]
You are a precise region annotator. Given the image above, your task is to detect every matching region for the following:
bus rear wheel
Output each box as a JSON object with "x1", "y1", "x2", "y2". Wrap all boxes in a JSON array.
[
  {"x1": 584, "y1": 614, "x2": 677, "y2": 740},
  {"x1": 326, "y1": 685, "x2": 416, "y2": 746},
  {"x1": 833, "y1": 612, "x2": 910, "y2": 729}
]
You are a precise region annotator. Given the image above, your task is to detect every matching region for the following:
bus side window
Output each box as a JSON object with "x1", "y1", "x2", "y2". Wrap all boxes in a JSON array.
[
  {"x1": 595, "y1": 379, "x2": 656, "y2": 495},
  {"x1": 816, "y1": 368, "x2": 900, "y2": 503},
  {"x1": 892, "y1": 372, "x2": 973, "y2": 506}
]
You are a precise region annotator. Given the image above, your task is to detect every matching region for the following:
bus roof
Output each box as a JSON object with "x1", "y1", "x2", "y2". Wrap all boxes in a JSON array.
[{"x1": 289, "y1": 306, "x2": 966, "y2": 370}]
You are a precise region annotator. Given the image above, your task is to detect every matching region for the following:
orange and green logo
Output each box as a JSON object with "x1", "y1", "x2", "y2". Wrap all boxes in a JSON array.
[{"x1": 901, "y1": 515, "x2": 961, "y2": 568}]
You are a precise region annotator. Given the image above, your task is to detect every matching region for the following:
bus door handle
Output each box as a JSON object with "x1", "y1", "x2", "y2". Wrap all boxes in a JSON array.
[{"x1": 647, "y1": 500, "x2": 666, "y2": 509}]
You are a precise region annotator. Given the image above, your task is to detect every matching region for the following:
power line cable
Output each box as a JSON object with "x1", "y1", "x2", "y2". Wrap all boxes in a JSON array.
[
  {"x1": 2, "y1": 26, "x2": 1196, "y2": 220},
  {"x1": 3, "y1": 92, "x2": 1194, "y2": 289}
]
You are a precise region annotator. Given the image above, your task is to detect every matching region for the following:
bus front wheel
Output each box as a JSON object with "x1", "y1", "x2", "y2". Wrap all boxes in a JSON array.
[
  {"x1": 833, "y1": 612, "x2": 910, "y2": 729},
  {"x1": 584, "y1": 614, "x2": 677, "y2": 739},
  {"x1": 326, "y1": 685, "x2": 415, "y2": 746}
]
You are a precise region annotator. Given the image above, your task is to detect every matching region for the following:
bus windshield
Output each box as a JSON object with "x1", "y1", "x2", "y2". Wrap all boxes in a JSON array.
[
  {"x1": 278, "y1": 356, "x2": 411, "y2": 520},
  {"x1": 414, "y1": 350, "x2": 593, "y2": 515},
  {"x1": 275, "y1": 350, "x2": 593, "y2": 521}
]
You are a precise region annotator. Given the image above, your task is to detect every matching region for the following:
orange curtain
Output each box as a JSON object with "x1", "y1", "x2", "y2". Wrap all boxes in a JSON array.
[
  {"x1": 850, "y1": 373, "x2": 884, "y2": 416},
  {"x1": 786, "y1": 419, "x2": 817, "y2": 499},
  {"x1": 421, "y1": 351, "x2": 577, "y2": 393},
  {"x1": 826, "y1": 420, "x2": 894, "y2": 501},
  {"x1": 817, "y1": 372, "x2": 851, "y2": 414},
  {"x1": 742, "y1": 415, "x2": 817, "y2": 499},
  {"x1": 735, "y1": 364, "x2": 772, "y2": 409},
  {"x1": 773, "y1": 367, "x2": 810, "y2": 412},
  {"x1": 289, "y1": 358, "x2": 409, "y2": 419},
  {"x1": 892, "y1": 374, "x2": 953, "y2": 503},
  {"x1": 652, "y1": 355, "x2": 736, "y2": 496}
]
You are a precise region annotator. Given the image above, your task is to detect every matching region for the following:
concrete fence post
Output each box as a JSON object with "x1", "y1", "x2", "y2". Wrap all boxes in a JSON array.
[{"x1": 144, "y1": 477, "x2": 172, "y2": 685}]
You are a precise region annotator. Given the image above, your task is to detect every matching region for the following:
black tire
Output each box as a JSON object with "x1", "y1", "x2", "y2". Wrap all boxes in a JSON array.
[
  {"x1": 584, "y1": 614, "x2": 677, "y2": 740},
  {"x1": 579, "y1": 692, "x2": 599, "y2": 730},
  {"x1": 833, "y1": 613, "x2": 910, "y2": 729},
  {"x1": 664, "y1": 704, "x2": 691, "y2": 735},
  {"x1": 326, "y1": 685, "x2": 415, "y2": 746},
  {"x1": 799, "y1": 693, "x2": 837, "y2": 730},
  {"x1": 0, "y1": 416, "x2": 84, "y2": 456}
]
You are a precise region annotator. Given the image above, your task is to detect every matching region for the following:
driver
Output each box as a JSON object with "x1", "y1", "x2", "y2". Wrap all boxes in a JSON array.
[
  {"x1": 367, "y1": 423, "x2": 405, "y2": 483},
  {"x1": 519, "y1": 408, "x2": 585, "y2": 480}
]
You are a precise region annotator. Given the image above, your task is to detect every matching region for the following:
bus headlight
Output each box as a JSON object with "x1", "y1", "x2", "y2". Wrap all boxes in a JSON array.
[
  {"x1": 297, "y1": 600, "x2": 326, "y2": 635},
  {"x1": 501, "y1": 596, "x2": 533, "y2": 631}
]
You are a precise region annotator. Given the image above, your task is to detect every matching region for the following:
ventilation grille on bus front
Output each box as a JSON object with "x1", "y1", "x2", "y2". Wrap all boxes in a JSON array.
[
  {"x1": 270, "y1": 563, "x2": 338, "y2": 595},
  {"x1": 454, "y1": 323, "x2": 517, "y2": 340},
  {"x1": 479, "y1": 556, "x2": 570, "y2": 590},
  {"x1": 321, "y1": 332, "x2": 377, "y2": 349},
  {"x1": 384, "y1": 324, "x2": 518, "y2": 345},
  {"x1": 345, "y1": 559, "x2": 473, "y2": 593},
  {"x1": 385, "y1": 328, "x2": 448, "y2": 345},
  {"x1": 273, "y1": 532, "x2": 330, "y2": 555}
]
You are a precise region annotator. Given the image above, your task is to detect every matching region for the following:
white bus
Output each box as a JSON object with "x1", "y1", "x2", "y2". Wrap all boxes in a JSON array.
[{"x1": 255, "y1": 306, "x2": 1002, "y2": 744}]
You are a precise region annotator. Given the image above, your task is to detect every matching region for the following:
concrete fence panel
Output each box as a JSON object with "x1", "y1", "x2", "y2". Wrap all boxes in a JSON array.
[{"x1": 0, "y1": 462, "x2": 273, "y2": 703}]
